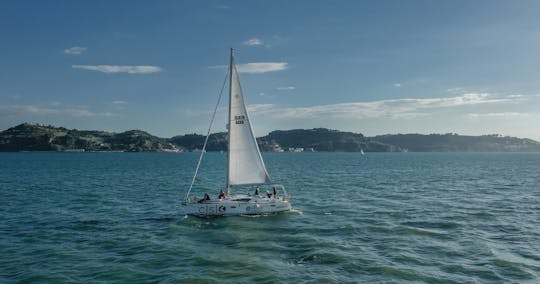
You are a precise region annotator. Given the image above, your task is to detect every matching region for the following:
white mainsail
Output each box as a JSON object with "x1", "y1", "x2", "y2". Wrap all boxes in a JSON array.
[{"x1": 227, "y1": 51, "x2": 271, "y2": 186}]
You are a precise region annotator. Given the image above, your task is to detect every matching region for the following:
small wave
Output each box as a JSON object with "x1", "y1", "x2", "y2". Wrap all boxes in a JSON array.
[
  {"x1": 491, "y1": 258, "x2": 537, "y2": 280},
  {"x1": 400, "y1": 226, "x2": 446, "y2": 237},
  {"x1": 367, "y1": 265, "x2": 421, "y2": 280},
  {"x1": 401, "y1": 221, "x2": 460, "y2": 230},
  {"x1": 296, "y1": 251, "x2": 350, "y2": 265},
  {"x1": 140, "y1": 217, "x2": 177, "y2": 222},
  {"x1": 490, "y1": 248, "x2": 540, "y2": 270},
  {"x1": 365, "y1": 225, "x2": 392, "y2": 233},
  {"x1": 78, "y1": 219, "x2": 101, "y2": 225}
]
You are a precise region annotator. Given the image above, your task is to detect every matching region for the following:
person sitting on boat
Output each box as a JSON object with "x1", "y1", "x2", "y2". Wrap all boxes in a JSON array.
[
  {"x1": 273, "y1": 186, "x2": 277, "y2": 198},
  {"x1": 218, "y1": 190, "x2": 226, "y2": 199},
  {"x1": 199, "y1": 192, "x2": 211, "y2": 203},
  {"x1": 254, "y1": 187, "x2": 260, "y2": 196}
]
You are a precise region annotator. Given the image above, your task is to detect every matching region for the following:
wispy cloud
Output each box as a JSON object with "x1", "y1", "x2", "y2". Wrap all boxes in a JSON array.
[
  {"x1": 446, "y1": 87, "x2": 466, "y2": 94},
  {"x1": 111, "y1": 100, "x2": 128, "y2": 110},
  {"x1": 248, "y1": 93, "x2": 512, "y2": 119},
  {"x1": 276, "y1": 86, "x2": 296, "y2": 91},
  {"x1": 237, "y1": 62, "x2": 288, "y2": 73},
  {"x1": 243, "y1": 37, "x2": 263, "y2": 46},
  {"x1": 467, "y1": 112, "x2": 528, "y2": 118},
  {"x1": 394, "y1": 83, "x2": 402, "y2": 88},
  {"x1": 247, "y1": 104, "x2": 275, "y2": 112},
  {"x1": 207, "y1": 65, "x2": 227, "y2": 69},
  {"x1": 0, "y1": 105, "x2": 115, "y2": 117},
  {"x1": 72, "y1": 65, "x2": 162, "y2": 74},
  {"x1": 64, "y1": 46, "x2": 87, "y2": 55},
  {"x1": 207, "y1": 62, "x2": 289, "y2": 73}
]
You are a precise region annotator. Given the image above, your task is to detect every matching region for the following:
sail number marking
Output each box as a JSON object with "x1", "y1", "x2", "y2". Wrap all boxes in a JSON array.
[
  {"x1": 234, "y1": 115, "x2": 245, "y2": 124},
  {"x1": 198, "y1": 205, "x2": 219, "y2": 214}
]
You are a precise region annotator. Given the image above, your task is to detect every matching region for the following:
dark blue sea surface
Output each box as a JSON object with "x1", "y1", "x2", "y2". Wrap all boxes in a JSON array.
[{"x1": 1, "y1": 152, "x2": 539, "y2": 283}]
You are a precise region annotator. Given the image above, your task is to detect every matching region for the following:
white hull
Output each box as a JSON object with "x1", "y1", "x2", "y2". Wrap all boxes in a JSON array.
[{"x1": 183, "y1": 195, "x2": 291, "y2": 217}]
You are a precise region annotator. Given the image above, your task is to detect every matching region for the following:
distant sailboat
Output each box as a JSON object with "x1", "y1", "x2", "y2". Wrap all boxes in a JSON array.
[
  {"x1": 183, "y1": 49, "x2": 292, "y2": 216},
  {"x1": 360, "y1": 149, "x2": 365, "y2": 155}
]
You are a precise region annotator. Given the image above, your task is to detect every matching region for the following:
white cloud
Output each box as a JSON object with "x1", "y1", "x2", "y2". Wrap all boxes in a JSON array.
[
  {"x1": 64, "y1": 46, "x2": 87, "y2": 55},
  {"x1": 467, "y1": 112, "x2": 528, "y2": 118},
  {"x1": 112, "y1": 100, "x2": 127, "y2": 105},
  {"x1": 0, "y1": 105, "x2": 115, "y2": 117},
  {"x1": 72, "y1": 65, "x2": 162, "y2": 74},
  {"x1": 394, "y1": 83, "x2": 402, "y2": 87},
  {"x1": 446, "y1": 87, "x2": 468, "y2": 94},
  {"x1": 247, "y1": 104, "x2": 275, "y2": 112},
  {"x1": 243, "y1": 38, "x2": 263, "y2": 46},
  {"x1": 276, "y1": 86, "x2": 296, "y2": 91},
  {"x1": 237, "y1": 62, "x2": 288, "y2": 73},
  {"x1": 248, "y1": 93, "x2": 512, "y2": 120},
  {"x1": 208, "y1": 62, "x2": 288, "y2": 73}
]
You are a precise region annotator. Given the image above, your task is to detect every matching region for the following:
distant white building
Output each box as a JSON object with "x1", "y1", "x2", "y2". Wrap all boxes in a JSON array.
[{"x1": 270, "y1": 144, "x2": 284, "y2": 152}]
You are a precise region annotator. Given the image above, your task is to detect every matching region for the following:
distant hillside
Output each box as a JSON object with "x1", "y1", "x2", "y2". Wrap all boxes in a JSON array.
[
  {"x1": 372, "y1": 133, "x2": 540, "y2": 152},
  {"x1": 0, "y1": 123, "x2": 179, "y2": 152},
  {"x1": 1, "y1": 123, "x2": 539, "y2": 152},
  {"x1": 169, "y1": 133, "x2": 227, "y2": 151},
  {"x1": 262, "y1": 128, "x2": 400, "y2": 152},
  {"x1": 167, "y1": 128, "x2": 400, "y2": 152}
]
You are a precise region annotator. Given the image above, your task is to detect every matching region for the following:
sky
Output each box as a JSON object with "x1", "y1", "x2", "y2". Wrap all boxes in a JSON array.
[{"x1": 1, "y1": 1, "x2": 540, "y2": 140}]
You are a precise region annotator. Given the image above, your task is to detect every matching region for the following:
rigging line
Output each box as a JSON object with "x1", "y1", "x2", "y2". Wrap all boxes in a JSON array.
[{"x1": 184, "y1": 69, "x2": 229, "y2": 202}]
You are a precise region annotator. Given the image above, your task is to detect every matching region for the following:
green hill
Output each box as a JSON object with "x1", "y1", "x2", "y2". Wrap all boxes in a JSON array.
[
  {"x1": 0, "y1": 123, "x2": 179, "y2": 152},
  {"x1": 2, "y1": 123, "x2": 539, "y2": 152},
  {"x1": 372, "y1": 133, "x2": 540, "y2": 152},
  {"x1": 168, "y1": 133, "x2": 227, "y2": 152},
  {"x1": 262, "y1": 128, "x2": 399, "y2": 152}
]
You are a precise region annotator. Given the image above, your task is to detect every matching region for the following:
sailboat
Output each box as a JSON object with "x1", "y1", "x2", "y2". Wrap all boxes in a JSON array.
[{"x1": 182, "y1": 49, "x2": 292, "y2": 216}]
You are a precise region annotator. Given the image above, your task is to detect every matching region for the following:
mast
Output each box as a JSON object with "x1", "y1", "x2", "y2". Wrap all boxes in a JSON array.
[{"x1": 226, "y1": 48, "x2": 233, "y2": 194}]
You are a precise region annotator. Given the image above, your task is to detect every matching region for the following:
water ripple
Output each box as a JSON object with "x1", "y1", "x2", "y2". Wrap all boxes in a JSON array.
[{"x1": 1, "y1": 152, "x2": 539, "y2": 282}]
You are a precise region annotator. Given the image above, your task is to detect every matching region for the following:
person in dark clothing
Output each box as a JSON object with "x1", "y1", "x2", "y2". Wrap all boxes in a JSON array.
[{"x1": 199, "y1": 192, "x2": 211, "y2": 203}]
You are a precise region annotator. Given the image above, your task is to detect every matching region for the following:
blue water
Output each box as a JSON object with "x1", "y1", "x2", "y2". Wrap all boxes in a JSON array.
[{"x1": 1, "y1": 152, "x2": 539, "y2": 283}]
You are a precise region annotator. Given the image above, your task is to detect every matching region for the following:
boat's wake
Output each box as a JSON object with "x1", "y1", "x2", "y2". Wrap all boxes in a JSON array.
[{"x1": 290, "y1": 208, "x2": 303, "y2": 215}]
